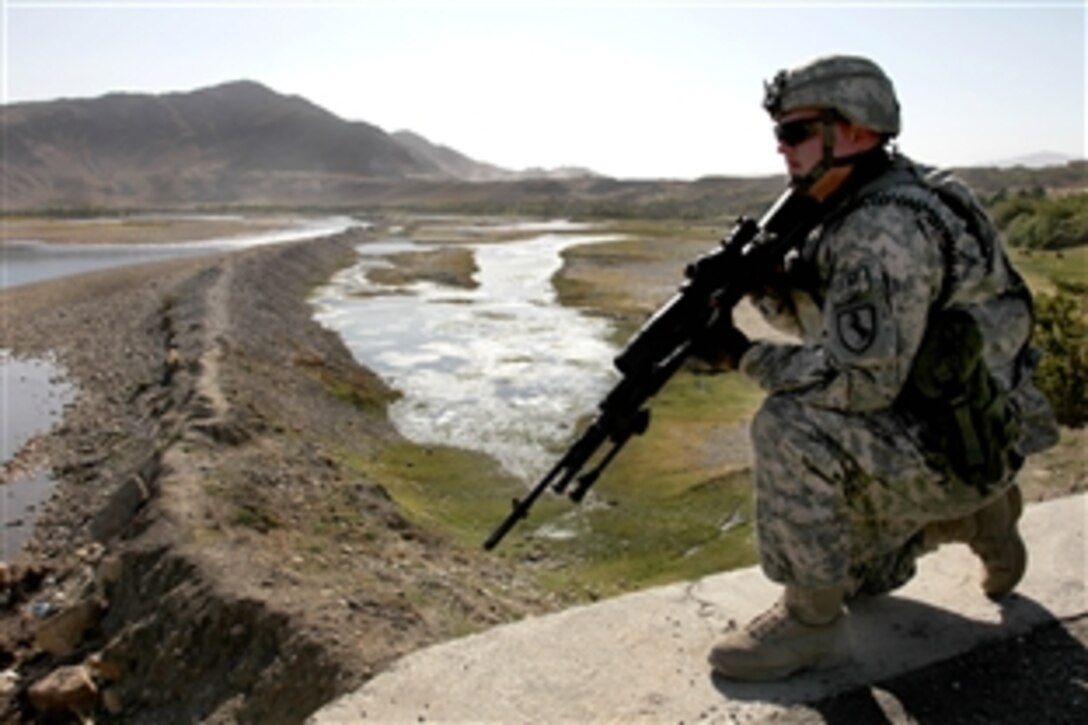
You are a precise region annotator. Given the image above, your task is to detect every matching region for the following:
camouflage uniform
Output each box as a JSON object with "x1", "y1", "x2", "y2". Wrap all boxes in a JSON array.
[
  {"x1": 707, "y1": 54, "x2": 1059, "y2": 682},
  {"x1": 739, "y1": 155, "x2": 1059, "y2": 592}
]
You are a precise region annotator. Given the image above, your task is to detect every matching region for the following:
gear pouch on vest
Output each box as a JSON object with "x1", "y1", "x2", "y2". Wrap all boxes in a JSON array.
[{"x1": 898, "y1": 308, "x2": 1021, "y2": 490}]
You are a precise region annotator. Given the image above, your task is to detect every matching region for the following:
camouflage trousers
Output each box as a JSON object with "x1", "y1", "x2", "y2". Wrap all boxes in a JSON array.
[{"x1": 751, "y1": 393, "x2": 1015, "y2": 592}]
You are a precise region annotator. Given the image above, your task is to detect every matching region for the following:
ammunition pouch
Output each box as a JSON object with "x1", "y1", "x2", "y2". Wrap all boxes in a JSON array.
[{"x1": 897, "y1": 309, "x2": 1021, "y2": 491}]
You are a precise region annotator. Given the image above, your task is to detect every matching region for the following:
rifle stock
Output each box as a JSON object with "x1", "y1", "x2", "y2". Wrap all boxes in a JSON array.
[{"x1": 483, "y1": 187, "x2": 822, "y2": 550}]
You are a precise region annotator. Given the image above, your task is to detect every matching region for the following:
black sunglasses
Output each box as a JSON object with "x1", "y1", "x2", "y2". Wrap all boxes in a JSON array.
[{"x1": 773, "y1": 117, "x2": 823, "y2": 146}]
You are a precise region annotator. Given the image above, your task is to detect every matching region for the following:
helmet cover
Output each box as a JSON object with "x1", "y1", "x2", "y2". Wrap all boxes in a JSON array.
[{"x1": 764, "y1": 55, "x2": 900, "y2": 137}]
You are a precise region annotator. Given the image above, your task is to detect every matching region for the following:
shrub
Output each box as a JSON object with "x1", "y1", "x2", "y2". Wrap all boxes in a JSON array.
[
  {"x1": 1032, "y1": 290, "x2": 1088, "y2": 427},
  {"x1": 992, "y1": 193, "x2": 1088, "y2": 250}
]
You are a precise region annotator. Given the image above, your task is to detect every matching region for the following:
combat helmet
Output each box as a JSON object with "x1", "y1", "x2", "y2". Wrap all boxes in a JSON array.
[{"x1": 764, "y1": 55, "x2": 900, "y2": 137}]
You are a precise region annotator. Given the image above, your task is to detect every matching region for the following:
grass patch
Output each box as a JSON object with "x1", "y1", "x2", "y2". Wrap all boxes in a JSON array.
[
  {"x1": 555, "y1": 225, "x2": 723, "y2": 345},
  {"x1": 295, "y1": 353, "x2": 400, "y2": 413},
  {"x1": 528, "y1": 370, "x2": 763, "y2": 596},
  {"x1": 602, "y1": 219, "x2": 725, "y2": 240},
  {"x1": 1009, "y1": 245, "x2": 1088, "y2": 295},
  {"x1": 232, "y1": 503, "x2": 281, "y2": 533},
  {"x1": 540, "y1": 469, "x2": 757, "y2": 596},
  {"x1": 368, "y1": 247, "x2": 479, "y2": 289},
  {"x1": 342, "y1": 442, "x2": 558, "y2": 550}
]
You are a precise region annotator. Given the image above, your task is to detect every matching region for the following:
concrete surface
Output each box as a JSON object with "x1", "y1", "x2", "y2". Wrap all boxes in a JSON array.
[{"x1": 311, "y1": 494, "x2": 1086, "y2": 723}]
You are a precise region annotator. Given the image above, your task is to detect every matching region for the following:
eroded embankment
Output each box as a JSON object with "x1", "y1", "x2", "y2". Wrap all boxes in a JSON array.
[{"x1": 0, "y1": 230, "x2": 547, "y2": 723}]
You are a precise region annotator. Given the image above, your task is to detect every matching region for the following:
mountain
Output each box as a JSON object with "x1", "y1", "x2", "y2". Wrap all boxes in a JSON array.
[
  {"x1": 989, "y1": 151, "x2": 1077, "y2": 169},
  {"x1": 392, "y1": 131, "x2": 599, "y2": 182},
  {"x1": 0, "y1": 80, "x2": 581, "y2": 209},
  {"x1": 391, "y1": 130, "x2": 513, "y2": 182}
]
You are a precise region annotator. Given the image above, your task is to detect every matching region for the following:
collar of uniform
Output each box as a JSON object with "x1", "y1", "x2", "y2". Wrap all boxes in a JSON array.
[{"x1": 818, "y1": 147, "x2": 899, "y2": 225}]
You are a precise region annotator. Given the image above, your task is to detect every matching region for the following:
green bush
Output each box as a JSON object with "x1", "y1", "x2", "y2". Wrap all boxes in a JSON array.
[
  {"x1": 991, "y1": 193, "x2": 1088, "y2": 250},
  {"x1": 1032, "y1": 290, "x2": 1088, "y2": 427}
]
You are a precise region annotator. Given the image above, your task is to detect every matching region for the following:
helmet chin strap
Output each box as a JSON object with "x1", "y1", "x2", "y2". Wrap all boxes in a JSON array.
[
  {"x1": 788, "y1": 110, "x2": 845, "y2": 192},
  {"x1": 789, "y1": 111, "x2": 887, "y2": 194}
]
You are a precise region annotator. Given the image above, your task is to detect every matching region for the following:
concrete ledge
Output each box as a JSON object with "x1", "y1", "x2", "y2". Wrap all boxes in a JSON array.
[{"x1": 311, "y1": 494, "x2": 1086, "y2": 723}]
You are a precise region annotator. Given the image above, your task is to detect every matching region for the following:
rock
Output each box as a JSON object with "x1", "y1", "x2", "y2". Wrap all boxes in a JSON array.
[
  {"x1": 28, "y1": 664, "x2": 98, "y2": 714},
  {"x1": 75, "y1": 543, "x2": 105, "y2": 565},
  {"x1": 0, "y1": 668, "x2": 19, "y2": 699},
  {"x1": 90, "y1": 473, "x2": 152, "y2": 542},
  {"x1": 86, "y1": 652, "x2": 123, "y2": 682},
  {"x1": 101, "y1": 686, "x2": 124, "y2": 715},
  {"x1": 95, "y1": 554, "x2": 124, "y2": 592},
  {"x1": 34, "y1": 598, "x2": 104, "y2": 657}
]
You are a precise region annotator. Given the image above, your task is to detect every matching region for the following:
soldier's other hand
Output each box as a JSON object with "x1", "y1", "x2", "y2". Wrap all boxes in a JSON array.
[{"x1": 691, "y1": 326, "x2": 752, "y2": 372}]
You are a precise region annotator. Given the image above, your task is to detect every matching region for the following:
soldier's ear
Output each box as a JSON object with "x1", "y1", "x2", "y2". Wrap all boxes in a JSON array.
[{"x1": 841, "y1": 123, "x2": 882, "y2": 152}]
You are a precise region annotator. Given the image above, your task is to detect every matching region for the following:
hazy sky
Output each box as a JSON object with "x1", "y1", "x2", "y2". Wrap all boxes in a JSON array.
[{"x1": 2, "y1": 1, "x2": 1084, "y2": 179}]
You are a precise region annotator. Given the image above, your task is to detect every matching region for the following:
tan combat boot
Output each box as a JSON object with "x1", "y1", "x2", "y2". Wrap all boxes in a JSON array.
[
  {"x1": 708, "y1": 584, "x2": 846, "y2": 681},
  {"x1": 923, "y1": 484, "x2": 1026, "y2": 599},
  {"x1": 971, "y1": 484, "x2": 1026, "y2": 598}
]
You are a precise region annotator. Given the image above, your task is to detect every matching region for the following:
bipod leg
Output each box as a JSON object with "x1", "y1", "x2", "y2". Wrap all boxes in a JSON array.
[{"x1": 569, "y1": 409, "x2": 650, "y2": 502}]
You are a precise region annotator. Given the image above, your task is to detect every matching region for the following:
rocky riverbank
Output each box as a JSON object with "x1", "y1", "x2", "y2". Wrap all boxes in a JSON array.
[{"x1": 0, "y1": 229, "x2": 551, "y2": 723}]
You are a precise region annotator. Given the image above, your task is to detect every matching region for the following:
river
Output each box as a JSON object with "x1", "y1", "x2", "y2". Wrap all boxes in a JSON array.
[{"x1": 312, "y1": 223, "x2": 622, "y2": 482}]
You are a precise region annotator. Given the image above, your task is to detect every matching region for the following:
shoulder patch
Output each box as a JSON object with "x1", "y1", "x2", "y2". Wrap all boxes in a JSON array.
[
  {"x1": 836, "y1": 302, "x2": 878, "y2": 354},
  {"x1": 826, "y1": 253, "x2": 892, "y2": 361}
]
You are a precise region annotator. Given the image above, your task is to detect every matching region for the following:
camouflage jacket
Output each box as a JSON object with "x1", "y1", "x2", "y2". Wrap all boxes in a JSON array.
[{"x1": 740, "y1": 153, "x2": 1058, "y2": 456}]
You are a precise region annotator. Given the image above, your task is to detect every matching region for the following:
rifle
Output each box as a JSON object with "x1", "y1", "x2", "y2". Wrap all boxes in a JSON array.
[{"x1": 483, "y1": 187, "x2": 823, "y2": 551}]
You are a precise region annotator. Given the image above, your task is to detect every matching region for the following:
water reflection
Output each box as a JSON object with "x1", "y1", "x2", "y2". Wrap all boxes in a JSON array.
[
  {"x1": 1, "y1": 351, "x2": 76, "y2": 558},
  {"x1": 312, "y1": 231, "x2": 622, "y2": 482}
]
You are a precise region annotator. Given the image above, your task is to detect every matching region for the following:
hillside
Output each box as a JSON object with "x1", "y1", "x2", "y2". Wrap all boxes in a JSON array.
[
  {"x1": 390, "y1": 130, "x2": 514, "y2": 181},
  {"x1": 390, "y1": 130, "x2": 598, "y2": 182},
  {"x1": 0, "y1": 81, "x2": 528, "y2": 209}
]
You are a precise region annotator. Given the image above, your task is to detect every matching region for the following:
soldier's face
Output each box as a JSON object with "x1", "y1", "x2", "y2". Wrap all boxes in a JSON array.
[{"x1": 774, "y1": 110, "x2": 830, "y2": 179}]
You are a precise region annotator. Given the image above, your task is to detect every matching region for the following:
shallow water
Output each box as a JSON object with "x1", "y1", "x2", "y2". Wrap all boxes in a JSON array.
[
  {"x1": 312, "y1": 229, "x2": 622, "y2": 482},
  {"x1": 0, "y1": 215, "x2": 359, "y2": 290},
  {"x1": 0, "y1": 351, "x2": 76, "y2": 559}
]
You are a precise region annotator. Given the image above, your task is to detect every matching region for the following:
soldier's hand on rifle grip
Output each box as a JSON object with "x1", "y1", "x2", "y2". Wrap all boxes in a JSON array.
[
  {"x1": 752, "y1": 249, "x2": 795, "y2": 298},
  {"x1": 690, "y1": 319, "x2": 752, "y2": 372}
]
